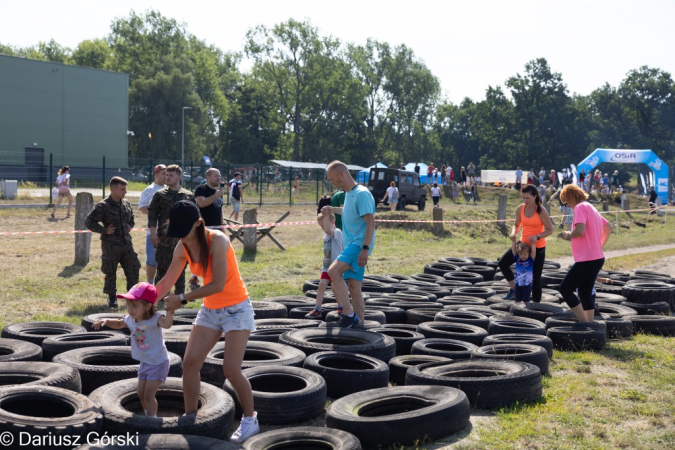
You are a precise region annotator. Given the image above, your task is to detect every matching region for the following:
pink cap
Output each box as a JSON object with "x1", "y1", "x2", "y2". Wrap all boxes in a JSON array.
[{"x1": 116, "y1": 282, "x2": 158, "y2": 303}]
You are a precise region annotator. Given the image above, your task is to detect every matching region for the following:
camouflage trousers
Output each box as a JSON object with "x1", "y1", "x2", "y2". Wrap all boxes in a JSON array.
[
  {"x1": 154, "y1": 237, "x2": 186, "y2": 295},
  {"x1": 101, "y1": 242, "x2": 140, "y2": 296}
]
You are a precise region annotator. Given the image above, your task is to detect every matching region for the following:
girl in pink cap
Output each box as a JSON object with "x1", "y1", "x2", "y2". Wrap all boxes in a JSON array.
[{"x1": 93, "y1": 282, "x2": 174, "y2": 417}]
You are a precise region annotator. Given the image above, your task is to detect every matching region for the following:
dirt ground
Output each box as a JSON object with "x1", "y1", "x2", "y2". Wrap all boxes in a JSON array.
[{"x1": 553, "y1": 243, "x2": 675, "y2": 276}]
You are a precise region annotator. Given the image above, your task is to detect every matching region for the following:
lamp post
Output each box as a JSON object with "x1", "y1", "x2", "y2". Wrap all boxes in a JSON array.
[{"x1": 181, "y1": 106, "x2": 192, "y2": 170}]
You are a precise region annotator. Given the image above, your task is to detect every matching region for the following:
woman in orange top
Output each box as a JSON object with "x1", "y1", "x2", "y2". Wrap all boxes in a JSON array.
[
  {"x1": 498, "y1": 185, "x2": 553, "y2": 302},
  {"x1": 157, "y1": 200, "x2": 259, "y2": 443}
]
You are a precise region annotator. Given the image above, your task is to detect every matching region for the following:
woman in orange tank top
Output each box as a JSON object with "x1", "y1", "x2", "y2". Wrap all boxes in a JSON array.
[
  {"x1": 497, "y1": 185, "x2": 553, "y2": 302},
  {"x1": 156, "y1": 200, "x2": 259, "y2": 443}
]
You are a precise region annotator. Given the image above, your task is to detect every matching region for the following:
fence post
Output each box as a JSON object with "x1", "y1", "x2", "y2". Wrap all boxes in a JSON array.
[
  {"x1": 316, "y1": 168, "x2": 319, "y2": 205},
  {"x1": 241, "y1": 208, "x2": 257, "y2": 262},
  {"x1": 74, "y1": 192, "x2": 94, "y2": 266},
  {"x1": 615, "y1": 209, "x2": 619, "y2": 236},
  {"x1": 497, "y1": 195, "x2": 508, "y2": 232},
  {"x1": 226, "y1": 164, "x2": 231, "y2": 206},
  {"x1": 433, "y1": 207, "x2": 443, "y2": 235},
  {"x1": 102, "y1": 156, "x2": 106, "y2": 199},
  {"x1": 259, "y1": 163, "x2": 263, "y2": 207},
  {"x1": 289, "y1": 167, "x2": 293, "y2": 206},
  {"x1": 49, "y1": 153, "x2": 53, "y2": 206}
]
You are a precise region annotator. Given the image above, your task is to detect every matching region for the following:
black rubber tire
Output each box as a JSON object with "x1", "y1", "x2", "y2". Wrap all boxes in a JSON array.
[
  {"x1": 0, "y1": 361, "x2": 81, "y2": 392},
  {"x1": 319, "y1": 321, "x2": 382, "y2": 330},
  {"x1": 418, "y1": 197, "x2": 426, "y2": 211},
  {"x1": 279, "y1": 328, "x2": 396, "y2": 362},
  {"x1": 371, "y1": 327, "x2": 426, "y2": 356},
  {"x1": 78, "y1": 434, "x2": 240, "y2": 450},
  {"x1": 398, "y1": 279, "x2": 442, "y2": 290},
  {"x1": 438, "y1": 297, "x2": 488, "y2": 307},
  {"x1": 326, "y1": 385, "x2": 470, "y2": 448},
  {"x1": 0, "y1": 385, "x2": 103, "y2": 444},
  {"x1": 1, "y1": 322, "x2": 87, "y2": 346},
  {"x1": 621, "y1": 282, "x2": 675, "y2": 310},
  {"x1": 461, "y1": 265, "x2": 496, "y2": 282},
  {"x1": 409, "y1": 273, "x2": 444, "y2": 283},
  {"x1": 424, "y1": 262, "x2": 462, "y2": 276},
  {"x1": 597, "y1": 303, "x2": 638, "y2": 318},
  {"x1": 302, "y1": 280, "x2": 324, "y2": 292},
  {"x1": 325, "y1": 310, "x2": 387, "y2": 324},
  {"x1": 620, "y1": 301, "x2": 671, "y2": 315},
  {"x1": 472, "y1": 344, "x2": 549, "y2": 374},
  {"x1": 202, "y1": 341, "x2": 306, "y2": 386},
  {"x1": 365, "y1": 306, "x2": 407, "y2": 324},
  {"x1": 416, "y1": 322, "x2": 488, "y2": 346},
  {"x1": 489, "y1": 302, "x2": 515, "y2": 312},
  {"x1": 81, "y1": 313, "x2": 127, "y2": 332},
  {"x1": 410, "y1": 338, "x2": 478, "y2": 360},
  {"x1": 360, "y1": 280, "x2": 394, "y2": 294},
  {"x1": 171, "y1": 309, "x2": 199, "y2": 326},
  {"x1": 509, "y1": 303, "x2": 567, "y2": 323},
  {"x1": 251, "y1": 301, "x2": 288, "y2": 319},
  {"x1": 303, "y1": 351, "x2": 389, "y2": 398},
  {"x1": 243, "y1": 427, "x2": 362, "y2": 450},
  {"x1": 405, "y1": 360, "x2": 542, "y2": 408},
  {"x1": 255, "y1": 318, "x2": 321, "y2": 329},
  {"x1": 594, "y1": 292, "x2": 628, "y2": 304},
  {"x1": 224, "y1": 366, "x2": 326, "y2": 425},
  {"x1": 438, "y1": 257, "x2": 473, "y2": 267},
  {"x1": 488, "y1": 316, "x2": 547, "y2": 336},
  {"x1": 602, "y1": 317, "x2": 634, "y2": 339},
  {"x1": 452, "y1": 286, "x2": 496, "y2": 299},
  {"x1": 262, "y1": 296, "x2": 316, "y2": 312},
  {"x1": 0, "y1": 338, "x2": 42, "y2": 362},
  {"x1": 384, "y1": 292, "x2": 436, "y2": 302},
  {"x1": 389, "y1": 302, "x2": 444, "y2": 311},
  {"x1": 53, "y1": 346, "x2": 183, "y2": 394},
  {"x1": 546, "y1": 325, "x2": 607, "y2": 351},
  {"x1": 405, "y1": 308, "x2": 444, "y2": 325},
  {"x1": 433, "y1": 311, "x2": 490, "y2": 330},
  {"x1": 90, "y1": 377, "x2": 233, "y2": 439},
  {"x1": 482, "y1": 334, "x2": 554, "y2": 358},
  {"x1": 457, "y1": 306, "x2": 502, "y2": 318},
  {"x1": 466, "y1": 257, "x2": 491, "y2": 266},
  {"x1": 248, "y1": 327, "x2": 295, "y2": 343},
  {"x1": 388, "y1": 355, "x2": 453, "y2": 386},
  {"x1": 42, "y1": 331, "x2": 127, "y2": 362},
  {"x1": 443, "y1": 271, "x2": 485, "y2": 284},
  {"x1": 364, "y1": 274, "x2": 400, "y2": 284},
  {"x1": 626, "y1": 315, "x2": 675, "y2": 336}
]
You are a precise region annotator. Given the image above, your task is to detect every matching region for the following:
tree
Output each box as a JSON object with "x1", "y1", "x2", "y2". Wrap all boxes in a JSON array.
[{"x1": 72, "y1": 39, "x2": 111, "y2": 69}]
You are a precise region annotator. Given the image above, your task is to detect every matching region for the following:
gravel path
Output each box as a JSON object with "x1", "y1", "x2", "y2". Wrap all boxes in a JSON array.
[{"x1": 551, "y1": 243, "x2": 675, "y2": 272}]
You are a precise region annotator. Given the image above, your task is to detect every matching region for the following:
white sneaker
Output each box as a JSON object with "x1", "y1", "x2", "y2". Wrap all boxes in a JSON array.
[{"x1": 230, "y1": 412, "x2": 260, "y2": 443}]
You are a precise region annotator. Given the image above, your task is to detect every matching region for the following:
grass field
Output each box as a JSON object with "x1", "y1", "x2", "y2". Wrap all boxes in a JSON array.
[{"x1": 0, "y1": 187, "x2": 674, "y2": 449}]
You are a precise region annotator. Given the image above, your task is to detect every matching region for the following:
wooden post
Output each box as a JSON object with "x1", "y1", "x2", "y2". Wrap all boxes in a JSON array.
[
  {"x1": 497, "y1": 195, "x2": 508, "y2": 231},
  {"x1": 602, "y1": 201, "x2": 609, "y2": 212},
  {"x1": 432, "y1": 207, "x2": 443, "y2": 235},
  {"x1": 622, "y1": 198, "x2": 630, "y2": 211},
  {"x1": 74, "y1": 192, "x2": 93, "y2": 266},
  {"x1": 241, "y1": 209, "x2": 257, "y2": 262}
]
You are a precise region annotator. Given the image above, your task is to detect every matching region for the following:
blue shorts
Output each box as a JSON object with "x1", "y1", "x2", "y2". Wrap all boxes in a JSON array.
[
  {"x1": 337, "y1": 244, "x2": 370, "y2": 282},
  {"x1": 146, "y1": 234, "x2": 157, "y2": 267}
]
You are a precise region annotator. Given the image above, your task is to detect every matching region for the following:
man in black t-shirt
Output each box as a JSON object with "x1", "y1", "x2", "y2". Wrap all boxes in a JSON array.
[{"x1": 195, "y1": 168, "x2": 224, "y2": 227}]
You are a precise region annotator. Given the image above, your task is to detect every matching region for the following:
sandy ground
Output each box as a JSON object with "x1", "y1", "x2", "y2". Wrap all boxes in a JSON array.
[{"x1": 552, "y1": 243, "x2": 675, "y2": 275}]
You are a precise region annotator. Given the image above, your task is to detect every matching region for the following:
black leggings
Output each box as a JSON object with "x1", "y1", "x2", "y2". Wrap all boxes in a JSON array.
[
  {"x1": 498, "y1": 246, "x2": 546, "y2": 302},
  {"x1": 559, "y1": 258, "x2": 605, "y2": 310}
]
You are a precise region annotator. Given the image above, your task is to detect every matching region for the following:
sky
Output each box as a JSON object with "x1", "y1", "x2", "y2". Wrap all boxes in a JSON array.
[{"x1": 2, "y1": 0, "x2": 674, "y2": 104}]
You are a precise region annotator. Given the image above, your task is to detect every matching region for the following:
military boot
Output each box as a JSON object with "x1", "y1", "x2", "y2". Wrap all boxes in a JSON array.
[{"x1": 108, "y1": 293, "x2": 119, "y2": 308}]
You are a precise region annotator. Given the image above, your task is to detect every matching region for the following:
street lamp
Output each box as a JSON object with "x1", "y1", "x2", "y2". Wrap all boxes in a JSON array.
[{"x1": 181, "y1": 106, "x2": 192, "y2": 170}]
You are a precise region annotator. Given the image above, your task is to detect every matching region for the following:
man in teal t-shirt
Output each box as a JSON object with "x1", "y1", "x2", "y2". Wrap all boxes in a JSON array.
[{"x1": 322, "y1": 161, "x2": 376, "y2": 329}]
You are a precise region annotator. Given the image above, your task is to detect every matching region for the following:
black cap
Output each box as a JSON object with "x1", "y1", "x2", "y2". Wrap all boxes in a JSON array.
[{"x1": 165, "y1": 200, "x2": 200, "y2": 238}]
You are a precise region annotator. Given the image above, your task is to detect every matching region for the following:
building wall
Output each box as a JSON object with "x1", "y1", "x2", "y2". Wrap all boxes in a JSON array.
[{"x1": 0, "y1": 55, "x2": 129, "y2": 171}]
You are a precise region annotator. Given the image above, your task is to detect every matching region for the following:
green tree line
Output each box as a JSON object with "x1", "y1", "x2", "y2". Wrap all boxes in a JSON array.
[{"x1": 2, "y1": 10, "x2": 674, "y2": 171}]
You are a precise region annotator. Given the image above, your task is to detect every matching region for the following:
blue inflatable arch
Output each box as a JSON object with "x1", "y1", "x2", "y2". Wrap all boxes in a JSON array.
[{"x1": 577, "y1": 149, "x2": 669, "y2": 204}]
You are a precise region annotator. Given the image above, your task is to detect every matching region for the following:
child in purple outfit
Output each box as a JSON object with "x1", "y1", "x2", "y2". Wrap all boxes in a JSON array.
[
  {"x1": 93, "y1": 282, "x2": 174, "y2": 417},
  {"x1": 510, "y1": 235, "x2": 536, "y2": 304}
]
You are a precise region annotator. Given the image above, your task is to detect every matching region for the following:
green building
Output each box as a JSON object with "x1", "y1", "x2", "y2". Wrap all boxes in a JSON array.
[{"x1": 0, "y1": 54, "x2": 129, "y2": 181}]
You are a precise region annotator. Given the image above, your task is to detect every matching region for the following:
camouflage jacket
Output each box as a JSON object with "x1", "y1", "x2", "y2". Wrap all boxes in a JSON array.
[
  {"x1": 147, "y1": 187, "x2": 195, "y2": 237},
  {"x1": 85, "y1": 196, "x2": 135, "y2": 246}
]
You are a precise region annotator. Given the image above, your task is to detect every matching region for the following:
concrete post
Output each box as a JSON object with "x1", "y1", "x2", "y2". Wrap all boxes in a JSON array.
[
  {"x1": 602, "y1": 201, "x2": 609, "y2": 212},
  {"x1": 74, "y1": 192, "x2": 93, "y2": 266},
  {"x1": 432, "y1": 207, "x2": 443, "y2": 235},
  {"x1": 622, "y1": 198, "x2": 630, "y2": 211},
  {"x1": 242, "y1": 209, "x2": 257, "y2": 261}
]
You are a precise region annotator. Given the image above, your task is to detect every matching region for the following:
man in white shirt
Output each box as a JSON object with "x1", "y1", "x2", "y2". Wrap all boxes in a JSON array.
[
  {"x1": 228, "y1": 172, "x2": 244, "y2": 221},
  {"x1": 138, "y1": 164, "x2": 166, "y2": 284}
]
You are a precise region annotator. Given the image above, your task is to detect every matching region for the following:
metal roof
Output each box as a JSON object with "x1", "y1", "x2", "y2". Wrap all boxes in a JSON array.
[{"x1": 270, "y1": 160, "x2": 366, "y2": 171}]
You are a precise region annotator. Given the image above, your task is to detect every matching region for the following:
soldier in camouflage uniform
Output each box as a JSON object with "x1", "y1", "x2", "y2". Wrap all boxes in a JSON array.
[
  {"x1": 85, "y1": 177, "x2": 140, "y2": 308},
  {"x1": 147, "y1": 165, "x2": 195, "y2": 294}
]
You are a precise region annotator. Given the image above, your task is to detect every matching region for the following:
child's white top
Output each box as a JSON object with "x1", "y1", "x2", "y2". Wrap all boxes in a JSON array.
[
  {"x1": 322, "y1": 228, "x2": 343, "y2": 271},
  {"x1": 431, "y1": 187, "x2": 441, "y2": 197},
  {"x1": 57, "y1": 173, "x2": 70, "y2": 185},
  {"x1": 124, "y1": 312, "x2": 168, "y2": 365}
]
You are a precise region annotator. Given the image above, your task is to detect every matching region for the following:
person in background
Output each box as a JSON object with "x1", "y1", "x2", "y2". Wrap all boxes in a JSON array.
[
  {"x1": 448, "y1": 166, "x2": 454, "y2": 185},
  {"x1": 431, "y1": 182, "x2": 442, "y2": 207},
  {"x1": 139, "y1": 164, "x2": 166, "y2": 284},
  {"x1": 51, "y1": 166, "x2": 73, "y2": 219},
  {"x1": 539, "y1": 167, "x2": 546, "y2": 186},
  {"x1": 578, "y1": 169, "x2": 586, "y2": 190},
  {"x1": 549, "y1": 169, "x2": 557, "y2": 189},
  {"x1": 515, "y1": 166, "x2": 523, "y2": 191},
  {"x1": 610, "y1": 170, "x2": 619, "y2": 194},
  {"x1": 427, "y1": 163, "x2": 435, "y2": 185},
  {"x1": 467, "y1": 162, "x2": 476, "y2": 184},
  {"x1": 440, "y1": 165, "x2": 447, "y2": 185},
  {"x1": 331, "y1": 189, "x2": 345, "y2": 230},
  {"x1": 527, "y1": 168, "x2": 535, "y2": 186},
  {"x1": 195, "y1": 168, "x2": 225, "y2": 228},
  {"x1": 602, "y1": 173, "x2": 610, "y2": 193},
  {"x1": 648, "y1": 186, "x2": 658, "y2": 214},
  {"x1": 228, "y1": 172, "x2": 244, "y2": 221},
  {"x1": 460, "y1": 166, "x2": 468, "y2": 186},
  {"x1": 308, "y1": 210, "x2": 343, "y2": 318},
  {"x1": 452, "y1": 181, "x2": 461, "y2": 203},
  {"x1": 414, "y1": 163, "x2": 420, "y2": 175},
  {"x1": 382, "y1": 181, "x2": 399, "y2": 212},
  {"x1": 293, "y1": 175, "x2": 301, "y2": 194}
]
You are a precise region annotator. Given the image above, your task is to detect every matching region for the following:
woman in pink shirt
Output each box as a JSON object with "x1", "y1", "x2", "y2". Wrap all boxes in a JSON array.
[{"x1": 559, "y1": 185, "x2": 613, "y2": 322}]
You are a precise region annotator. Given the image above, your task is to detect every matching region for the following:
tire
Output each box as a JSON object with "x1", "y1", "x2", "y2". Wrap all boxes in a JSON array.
[
  {"x1": 262, "y1": 296, "x2": 316, "y2": 311},
  {"x1": 251, "y1": 301, "x2": 288, "y2": 319},
  {"x1": 319, "y1": 321, "x2": 382, "y2": 330},
  {"x1": 224, "y1": 366, "x2": 327, "y2": 425},
  {"x1": 397, "y1": 196, "x2": 406, "y2": 211},
  {"x1": 595, "y1": 293, "x2": 628, "y2": 304},
  {"x1": 365, "y1": 306, "x2": 407, "y2": 324},
  {"x1": 620, "y1": 301, "x2": 671, "y2": 315},
  {"x1": 405, "y1": 360, "x2": 542, "y2": 408},
  {"x1": 621, "y1": 282, "x2": 675, "y2": 310},
  {"x1": 443, "y1": 271, "x2": 485, "y2": 284},
  {"x1": 434, "y1": 311, "x2": 490, "y2": 330},
  {"x1": 289, "y1": 306, "x2": 329, "y2": 320},
  {"x1": 201, "y1": 341, "x2": 306, "y2": 386},
  {"x1": 0, "y1": 361, "x2": 81, "y2": 392},
  {"x1": 243, "y1": 427, "x2": 361, "y2": 450},
  {"x1": 509, "y1": 303, "x2": 567, "y2": 323},
  {"x1": 0, "y1": 338, "x2": 42, "y2": 362},
  {"x1": 53, "y1": 346, "x2": 183, "y2": 394},
  {"x1": 255, "y1": 318, "x2": 321, "y2": 329},
  {"x1": 78, "y1": 434, "x2": 240, "y2": 450},
  {"x1": 325, "y1": 310, "x2": 387, "y2": 324},
  {"x1": 438, "y1": 297, "x2": 488, "y2": 307},
  {"x1": 439, "y1": 280, "x2": 474, "y2": 289},
  {"x1": 438, "y1": 257, "x2": 473, "y2": 267},
  {"x1": 597, "y1": 303, "x2": 638, "y2": 318},
  {"x1": 42, "y1": 331, "x2": 127, "y2": 362},
  {"x1": 248, "y1": 327, "x2": 296, "y2": 343},
  {"x1": 406, "y1": 308, "x2": 444, "y2": 325},
  {"x1": 627, "y1": 315, "x2": 675, "y2": 336},
  {"x1": 489, "y1": 301, "x2": 515, "y2": 312},
  {"x1": 371, "y1": 327, "x2": 425, "y2": 356},
  {"x1": 452, "y1": 286, "x2": 496, "y2": 299},
  {"x1": 390, "y1": 302, "x2": 444, "y2": 312},
  {"x1": 416, "y1": 322, "x2": 488, "y2": 346},
  {"x1": 399, "y1": 279, "x2": 442, "y2": 290},
  {"x1": 162, "y1": 330, "x2": 197, "y2": 359},
  {"x1": 360, "y1": 280, "x2": 394, "y2": 294},
  {"x1": 418, "y1": 197, "x2": 426, "y2": 211},
  {"x1": 279, "y1": 328, "x2": 396, "y2": 362},
  {"x1": 384, "y1": 292, "x2": 436, "y2": 302},
  {"x1": 482, "y1": 334, "x2": 554, "y2": 358},
  {"x1": 81, "y1": 313, "x2": 127, "y2": 333},
  {"x1": 1, "y1": 322, "x2": 87, "y2": 346},
  {"x1": 457, "y1": 306, "x2": 502, "y2": 318},
  {"x1": 409, "y1": 273, "x2": 444, "y2": 283},
  {"x1": 326, "y1": 385, "x2": 470, "y2": 448},
  {"x1": 388, "y1": 355, "x2": 452, "y2": 386},
  {"x1": 90, "y1": 377, "x2": 233, "y2": 439},
  {"x1": 466, "y1": 257, "x2": 491, "y2": 266},
  {"x1": 546, "y1": 325, "x2": 607, "y2": 351},
  {"x1": 410, "y1": 338, "x2": 477, "y2": 360},
  {"x1": 303, "y1": 351, "x2": 389, "y2": 398},
  {"x1": 424, "y1": 263, "x2": 462, "y2": 276},
  {"x1": 472, "y1": 344, "x2": 549, "y2": 374},
  {"x1": 603, "y1": 317, "x2": 634, "y2": 339},
  {"x1": 488, "y1": 316, "x2": 547, "y2": 336},
  {"x1": 461, "y1": 265, "x2": 496, "y2": 282}
]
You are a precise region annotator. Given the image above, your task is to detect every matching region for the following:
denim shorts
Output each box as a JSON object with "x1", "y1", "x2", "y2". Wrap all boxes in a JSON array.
[
  {"x1": 230, "y1": 197, "x2": 241, "y2": 212},
  {"x1": 337, "y1": 243, "x2": 371, "y2": 282},
  {"x1": 138, "y1": 359, "x2": 170, "y2": 381},
  {"x1": 145, "y1": 234, "x2": 157, "y2": 267},
  {"x1": 194, "y1": 299, "x2": 256, "y2": 334}
]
